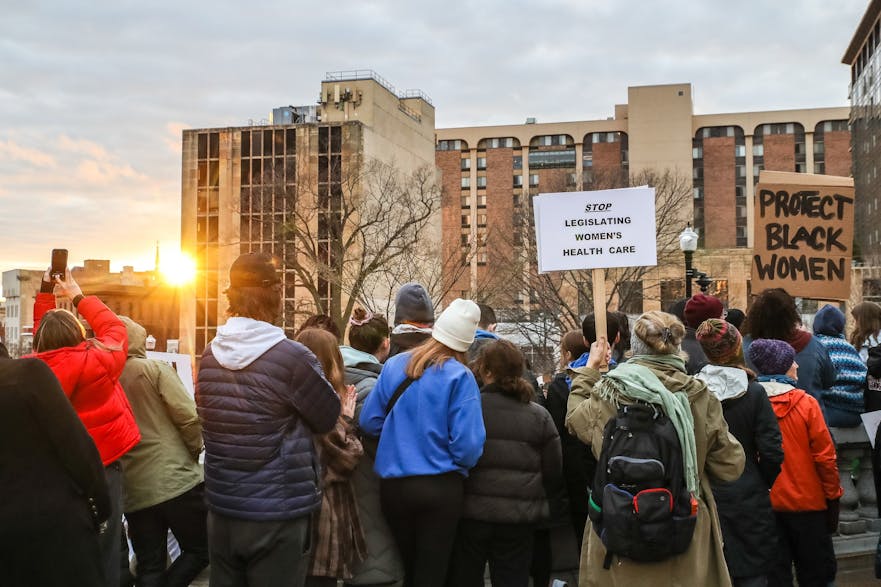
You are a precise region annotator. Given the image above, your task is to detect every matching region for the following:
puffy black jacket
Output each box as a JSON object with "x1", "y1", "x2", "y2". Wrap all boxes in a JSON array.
[
  {"x1": 703, "y1": 371, "x2": 783, "y2": 579},
  {"x1": 463, "y1": 385, "x2": 563, "y2": 524},
  {"x1": 197, "y1": 340, "x2": 340, "y2": 521}
]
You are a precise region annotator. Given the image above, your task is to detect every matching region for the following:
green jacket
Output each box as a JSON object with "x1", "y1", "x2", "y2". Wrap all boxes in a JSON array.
[{"x1": 118, "y1": 317, "x2": 203, "y2": 513}]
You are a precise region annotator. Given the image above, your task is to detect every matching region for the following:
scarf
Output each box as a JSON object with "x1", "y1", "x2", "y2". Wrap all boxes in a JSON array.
[
  {"x1": 594, "y1": 359, "x2": 699, "y2": 494},
  {"x1": 756, "y1": 374, "x2": 797, "y2": 387}
]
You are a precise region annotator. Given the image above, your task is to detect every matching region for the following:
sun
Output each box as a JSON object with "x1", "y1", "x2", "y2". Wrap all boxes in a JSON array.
[{"x1": 160, "y1": 251, "x2": 197, "y2": 286}]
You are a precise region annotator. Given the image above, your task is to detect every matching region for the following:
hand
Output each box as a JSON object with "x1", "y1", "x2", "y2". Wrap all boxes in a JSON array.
[
  {"x1": 341, "y1": 384, "x2": 357, "y2": 419},
  {"x1": 825, "y1": 498, "x2": 840, "y2": 533},
  {"x1": 54, "y1": 269, "x2": 83, "y2": 301},
  {"x1": 586, "y1": 338, "x2": 611, "y2": 370}
]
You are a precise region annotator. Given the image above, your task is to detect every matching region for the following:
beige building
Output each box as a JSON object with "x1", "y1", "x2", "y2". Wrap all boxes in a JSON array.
[
  {"x1": 179, "y1": 71, "x2": 436, "y2": 356},
  {"x1": 437, "y1": 83, "x2": 850, "y2": 314}
]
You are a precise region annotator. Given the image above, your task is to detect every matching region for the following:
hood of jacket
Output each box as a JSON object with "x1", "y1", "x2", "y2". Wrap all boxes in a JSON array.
[
  {"x1": 210, "y1": 317, "x2": 287, "y2": 370},
  {"x1": 696, "y1": 364, "x2": 749, "y2": 402},
  {"x1": 474, "y1": 329, "x2": 500, "y2": 340},
  {"x1": 339, "y1": 345, "x2": 381, "y2": 369},
  {"x1": 761, "y1": 383, "x2": 806, "y2": 417},
  {"x1": 120, "y1": 316, "x2": 147, "y2": 359},
  {"x1": 629, "y1": 356, "x2": 708, "y2": 401},
  {"x1": 812, "y1": 304, "x2": 846, "y2": 337}
]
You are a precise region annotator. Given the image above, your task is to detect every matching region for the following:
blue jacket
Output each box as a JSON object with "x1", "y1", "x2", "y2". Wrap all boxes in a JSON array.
[
  {"x1": 197, "y1": 318, "x2": 340, "y2": 521},
  {"x1": 359, "y1": 352, "x2": 486, "y2": 478}
]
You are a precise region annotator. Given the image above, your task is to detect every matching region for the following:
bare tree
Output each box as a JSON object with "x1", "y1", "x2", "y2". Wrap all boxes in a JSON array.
[
  {"x1": 273, "y1": 157, "x2": 441, "y2": 333},
  {"x1": 487, "y1": 168, "x2": 693, "y2": 374}
]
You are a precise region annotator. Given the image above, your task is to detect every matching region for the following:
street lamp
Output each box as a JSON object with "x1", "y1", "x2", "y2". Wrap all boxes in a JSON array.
[{"x1": 678, "y1": 224, "x2": 699, "y2": 298}]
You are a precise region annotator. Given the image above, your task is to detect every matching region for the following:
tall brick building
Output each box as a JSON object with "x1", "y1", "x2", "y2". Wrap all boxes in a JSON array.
[{"x1": 437, "y1": 83, "x2": 850, "y2": 314}]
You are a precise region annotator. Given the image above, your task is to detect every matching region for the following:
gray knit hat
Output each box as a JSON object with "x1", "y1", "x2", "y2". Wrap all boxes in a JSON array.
[{"x1": 394, "y1": 283, "x2": 434, "y2": 325}]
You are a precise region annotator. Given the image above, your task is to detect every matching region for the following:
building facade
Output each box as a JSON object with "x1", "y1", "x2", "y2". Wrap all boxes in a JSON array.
[
  {"x1": 844, "y1": 0, "x2": 881, "y2": 268},
  {"x1": 436, "y1": 83, "x2": 850, "y2": 315},
  {"x1": 1, "y1": 261, "x2": 179, "y2": 357},
  {"x1": 179, "y1": 71, "x2": 436, "y2": 356}
]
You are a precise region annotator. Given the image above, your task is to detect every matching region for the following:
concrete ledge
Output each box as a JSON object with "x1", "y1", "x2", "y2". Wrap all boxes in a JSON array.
[{"x1": 833, "y1": 531, "x2": 879, "y2": 557}]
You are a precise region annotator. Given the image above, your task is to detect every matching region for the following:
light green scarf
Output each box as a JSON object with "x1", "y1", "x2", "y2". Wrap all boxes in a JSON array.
[{"x1": 594, "y1": 360, "x2": 699, "y2": 494}]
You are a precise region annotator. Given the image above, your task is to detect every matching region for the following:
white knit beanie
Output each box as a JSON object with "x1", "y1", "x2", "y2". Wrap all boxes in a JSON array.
[{"x1": 431, "y1": 298, "x2": 481, "y2": 352}]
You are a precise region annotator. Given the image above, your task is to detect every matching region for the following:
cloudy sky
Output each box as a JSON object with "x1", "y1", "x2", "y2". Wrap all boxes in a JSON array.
[{"x1": 0, "y1": 0, "x2": 869, "y2": 275}]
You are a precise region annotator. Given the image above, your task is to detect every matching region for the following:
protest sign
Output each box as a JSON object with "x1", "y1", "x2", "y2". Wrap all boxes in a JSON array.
[
  {"x1": 752, "y1": 171, "x2": 855, "y2": 300},
  {"x1": 533, "y1": 187, "x2": 658, "y2": 369},
  {"x1": 532, "y1": 187, "x2": 658, "y2": 273}
]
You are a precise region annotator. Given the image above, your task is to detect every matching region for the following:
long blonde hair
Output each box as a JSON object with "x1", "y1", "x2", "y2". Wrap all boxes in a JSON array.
[
  {"x1": 405, "y1": 338, "x2": 465, "y2": 379},
  {"x1": 296, "y1": 327, "x2": 346, "y2": 393}
]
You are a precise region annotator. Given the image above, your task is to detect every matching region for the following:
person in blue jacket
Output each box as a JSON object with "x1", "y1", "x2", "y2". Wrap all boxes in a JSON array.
[{"x1": 359, "y1": 298, "x2": 486, "y2": 587}]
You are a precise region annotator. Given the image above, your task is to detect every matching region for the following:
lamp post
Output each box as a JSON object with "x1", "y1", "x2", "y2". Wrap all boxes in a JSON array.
[{"x1": 678, "y1": 224, "x2": 699, "y2": 298}]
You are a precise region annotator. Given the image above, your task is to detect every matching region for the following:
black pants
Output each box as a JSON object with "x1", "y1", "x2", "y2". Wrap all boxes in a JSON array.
[
  {"x1": 769, "y1": 510, "x2": 836, "y2": 587},
  {"x1": 125, "y1": 483, "x2": 209, "y2": 587},
  {"x1": 448, "y1": 519, "x2": 535, "y2": 587},
  {"x1": 208, "y1": 512, "x2": 310, "y2": 587},
  {"x1": 380, "y1": 472, "x2": 464, "y2": 587},
  {"x1": 101, "y1": 461, "x2": 124, "y2": 587}
]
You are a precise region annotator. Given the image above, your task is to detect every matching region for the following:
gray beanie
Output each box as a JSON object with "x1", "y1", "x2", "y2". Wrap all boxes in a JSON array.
[{"x1": 394, "y1": 283, "x2": 434, "y2": 325}]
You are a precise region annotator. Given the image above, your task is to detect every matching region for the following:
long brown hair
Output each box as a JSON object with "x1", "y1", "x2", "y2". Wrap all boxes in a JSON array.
[
  {"x1": 34, "y1": 308, "x2": 122, "y2": 354},
  {"x1": 405, "y1": 338, "x2": 465, "y2": 379},
  {"x1": 472, "y1": 339, "x2": 533, "y2": 403},
  {"x1": 851, "y1": 301, "x2": 881, "y2": 350},
  {"x1": 296, "y1": 327, "x2": 346, "y2": 393}
]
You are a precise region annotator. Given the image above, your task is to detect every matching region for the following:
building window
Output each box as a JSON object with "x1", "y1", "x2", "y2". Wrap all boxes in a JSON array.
[
  {"x1": 528, "y1": 149, "x2": 576, "y2": 169},
  {"x1": 461, "y1": 214, "x2": 470, "y2": 227},
  {"x1": 461, "y1": 158, "x2": 471, "y2": 170},
  {"x1": 513, "y1": 156, "x2": 522, "y2": 169},
  {"x1": 461, "y1": 195, "x2": 471, "y2": 208},
  {"x1": 477, "y1": 213, "x2": 487, "y2": 227},
  {"x1": 437, "y1": 139, "x2": 464, "y2": 151},
  {"x1": 461, "y1": 177, "x2": 471, "y2": 189},
  {"x1": 513, "y1": 175, "x2": 523, "y2": 187},
  {"x1": 476, "y1": 193, "x2": 486, "y2": 207},
  {"x1": 476, "y1": 157, "x2": 487, "y2": 170},
  {"x1": 476, "y1": 176, "x2": 487, "y2": 188},
  {"x1": 529, "y1": 174, "x2": 539, "y2": 187}
]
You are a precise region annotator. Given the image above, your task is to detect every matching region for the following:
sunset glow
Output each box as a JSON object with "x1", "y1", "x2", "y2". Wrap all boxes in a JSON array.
[{"x1": 160, "y1": 251, "x2": 196, "y2": 286}]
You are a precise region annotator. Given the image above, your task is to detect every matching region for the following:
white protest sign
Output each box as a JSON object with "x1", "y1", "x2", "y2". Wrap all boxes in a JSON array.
[
  {"x1": 532, "y1": 187, "x2": 657, "y2": 273},
  {"x1": 861, "y1": 410, "x2": 881, "y2": 448},
  {"x1": 147, "y1": 351, "x2": 196, "y2": 399}
]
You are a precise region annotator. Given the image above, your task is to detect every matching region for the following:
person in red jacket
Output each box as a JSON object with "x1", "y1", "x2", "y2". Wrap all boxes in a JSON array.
[
  {"x1": 31, "y1": 268, "x2": 141, "y2": 587},
  {"x1": 748, "y1": 338, "x2": 843, "y2": 587}
]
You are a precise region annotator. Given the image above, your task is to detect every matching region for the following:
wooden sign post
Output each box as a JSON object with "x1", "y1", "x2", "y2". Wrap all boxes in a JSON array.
[{"x1": 533, "y1": 187, "x2": 658, "y2": 369}]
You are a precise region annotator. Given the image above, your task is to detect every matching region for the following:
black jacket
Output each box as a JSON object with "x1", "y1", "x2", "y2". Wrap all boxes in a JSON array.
[
  {"x1": 0, "y1": 358, "x2": 110, "y2": 585},
  {"x1": 698, "y1": 366, "x2": 783, "y2": 579},
  {"x1": 462, "y1": 385, "x2": 563, "y2": 524},
  {"x1": 682, "y1": 327, "x2": 709, "y2": 375},
  {"x1": 545, "y1": 372, "x2": 596, "y2": 516}
]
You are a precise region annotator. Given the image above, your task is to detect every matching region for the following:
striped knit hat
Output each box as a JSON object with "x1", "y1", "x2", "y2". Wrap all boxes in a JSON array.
[{"x1": 695, "y1": 319, "x2": 744, "y2": 367}]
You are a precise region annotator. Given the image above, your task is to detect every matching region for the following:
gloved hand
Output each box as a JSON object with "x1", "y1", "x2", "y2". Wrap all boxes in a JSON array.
[{"x1": 826, "y1": 499, "x2": 840, "y2": 534}]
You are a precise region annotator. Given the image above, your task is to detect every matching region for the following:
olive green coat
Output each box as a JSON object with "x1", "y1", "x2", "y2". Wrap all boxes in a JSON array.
[
  {"x1": 119, "y1": 317, "x2": 203, "y2": 513},
  {"x1": 566, "y1": 358, "x2": 745, "y2": 587}
]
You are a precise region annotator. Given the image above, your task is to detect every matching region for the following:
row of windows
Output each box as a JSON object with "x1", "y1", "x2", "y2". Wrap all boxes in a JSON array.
[
  {"x1": 439, "y1": 132, "x2": 627, "y2": 152},
  {"x1": 461, "y1": 174, "x2": 541, "y2": 189},
  {"x1": 241, "y1": 129, "x2": 297, "y2": 158}
]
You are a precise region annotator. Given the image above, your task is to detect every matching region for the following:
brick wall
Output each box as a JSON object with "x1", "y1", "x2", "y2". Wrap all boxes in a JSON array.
[
  {"x1": 592, "y1": 141, "x2": 622, "y2": 177},
  {"x1": 763, "y1": 134, "x2": 796, "y2": 172},
  {"x1": 483, "y1": 149, "x2": 514, "y2": 290},
  {"x1": 702, "y1": 136, "x2": 737, "y2": 249},
  {"x1": 436, "y1": 150, "x2": 466, "y2": 295},
  {"x1": 824, "y1": 130, "x2": 852, "y2": 177}
]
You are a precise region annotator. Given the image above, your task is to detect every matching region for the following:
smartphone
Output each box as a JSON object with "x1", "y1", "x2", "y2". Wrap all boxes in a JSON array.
[{"x1": 50, "y1": 249, "x2": 68, "y2": 280}]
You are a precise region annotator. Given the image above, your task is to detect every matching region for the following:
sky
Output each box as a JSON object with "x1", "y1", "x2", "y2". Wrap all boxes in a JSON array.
[{"x1": 0, "y1": 0, "x2": 869, "y2": 275}]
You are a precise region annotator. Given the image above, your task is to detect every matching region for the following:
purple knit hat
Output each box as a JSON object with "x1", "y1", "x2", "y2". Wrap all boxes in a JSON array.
[{"x1": 748, "y1": 338, "x2": 796, "y2": 376}]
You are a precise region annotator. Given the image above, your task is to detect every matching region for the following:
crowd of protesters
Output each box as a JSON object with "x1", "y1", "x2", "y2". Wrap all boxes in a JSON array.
[{"x1": 6, "y1": 253, "x2": 881, "y2": 587}]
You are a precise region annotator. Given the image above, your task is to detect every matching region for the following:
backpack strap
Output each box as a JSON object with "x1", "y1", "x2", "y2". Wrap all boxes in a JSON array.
[{"x1": 385, "y1": 377, "x2": 416, "y2": 415}]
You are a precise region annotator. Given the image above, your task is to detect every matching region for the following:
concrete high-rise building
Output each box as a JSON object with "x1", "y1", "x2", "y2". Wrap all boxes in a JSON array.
[
  {"x1": 843, "y1": 0, "x2": 881, "y2": 266},
  {"x1": 179, "y1": 71, "x2": 436, "y2": 356},
  {"x1": 437, "y1": 83, "x2": 850, "y2": 314},
  {"x1": 2, "y1": 269, "x2": 44, "y2": 356}
]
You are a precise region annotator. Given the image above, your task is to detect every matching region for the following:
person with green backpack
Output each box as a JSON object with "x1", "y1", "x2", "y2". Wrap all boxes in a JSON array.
[{"x1": 566, "y1": 310, "x2": 745, "y2": 586}]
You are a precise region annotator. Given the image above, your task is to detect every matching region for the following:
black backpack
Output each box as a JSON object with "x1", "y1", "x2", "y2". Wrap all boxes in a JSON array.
[{"x1": 587, "y1": 402, "x2": 698, "y2": 568}]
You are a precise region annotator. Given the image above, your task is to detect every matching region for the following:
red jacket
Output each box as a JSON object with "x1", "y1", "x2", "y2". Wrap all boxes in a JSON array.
[
  {"x1": 766, "y1": 384, "x2": 842, "y2": 512},
  {"x1": 31, "y1": 293, "x2": 141, "y2": 465}
]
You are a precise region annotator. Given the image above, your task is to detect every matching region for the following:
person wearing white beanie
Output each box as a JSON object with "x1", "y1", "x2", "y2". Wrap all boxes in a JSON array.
[{"x1": 359, "y1": 298, "x2": 485, "y2": 587}]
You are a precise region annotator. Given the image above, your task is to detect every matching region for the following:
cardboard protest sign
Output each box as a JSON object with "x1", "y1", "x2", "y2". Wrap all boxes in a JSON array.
[
  {"x1": 532, "y1": 187, "x2": 658, "y2": 273},
  {"x1": 752, "y1": 171, "x2": 855, "y2": 300}
]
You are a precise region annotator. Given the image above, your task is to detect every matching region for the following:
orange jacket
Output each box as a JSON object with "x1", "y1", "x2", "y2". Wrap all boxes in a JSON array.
[
  {"x1": 30, "y1": 293, "x2": 141, "y2": 465},
  {"x1": 764, "y1": 383, "x2": 842, "y2": 512}
]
